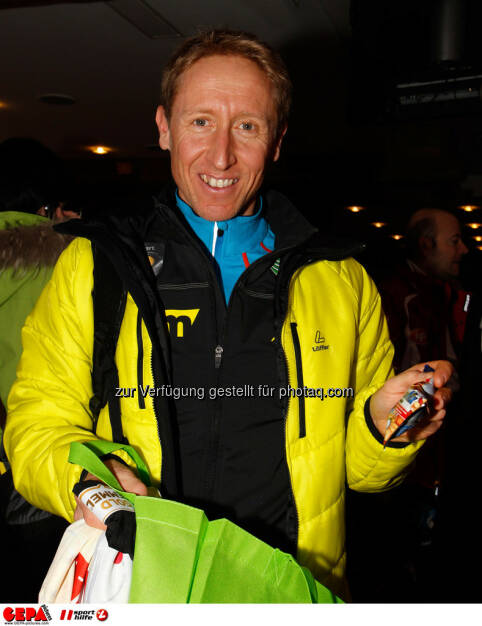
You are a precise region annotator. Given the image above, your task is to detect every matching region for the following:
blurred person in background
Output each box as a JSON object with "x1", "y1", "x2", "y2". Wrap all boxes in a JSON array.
[
  {"x1": 0, "y1": 137, "x2": 79, "y2": 601},
  {"x1": 381, "y1": 209, "x2": 469, "y2": 375},
  {"x1": 379, "y1": 209, "x2": 469, "y2": 499},
  {"x1": 347, "y1": 208, "x2": 470, "y2": 602}
]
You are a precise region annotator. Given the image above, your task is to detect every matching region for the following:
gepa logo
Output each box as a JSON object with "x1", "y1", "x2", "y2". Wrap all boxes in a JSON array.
[{"x1": 3, "y1": 606, "x2": 51, "y2": 623}]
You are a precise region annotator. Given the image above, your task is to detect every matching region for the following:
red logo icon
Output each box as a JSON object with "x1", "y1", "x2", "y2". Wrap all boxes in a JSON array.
[
  {"x1": 96, "y1": 610, "x2": 108, "y2": 622},
  {"x1": 60, "y1": 610, "x2": 73, "y2": 621}
]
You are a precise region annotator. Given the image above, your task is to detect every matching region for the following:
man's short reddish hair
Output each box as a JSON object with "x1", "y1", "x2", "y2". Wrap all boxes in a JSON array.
[{"x1": 161, "y1": 29, "x2": 292, "y2": 142}]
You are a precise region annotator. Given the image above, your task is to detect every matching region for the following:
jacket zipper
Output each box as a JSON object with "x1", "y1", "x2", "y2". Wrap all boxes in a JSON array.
[
  {"x1": 136, "y1": 311, "x2": 145, "y2": 410},
  {"x1": 277, "y1": 309, "x2": 300, "y2": 554},
  {"x1": 214, "y1": 345, "x2": 223, "y2": 368},
  {"x1": 289, "y1": 322, "x2": 306, "y2": 438},
  {"x1": 150, "y1": 349, "x2": 166, "y2": 497}
]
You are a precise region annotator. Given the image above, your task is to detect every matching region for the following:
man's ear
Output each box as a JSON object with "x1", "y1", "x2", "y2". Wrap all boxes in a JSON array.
[
  {"x1": 155, "y1": 105, "x2": 171, "y2": 151},
  {"x1": 420, "y1": 235, "x2": 436, "y2": 255},
  {"x1": 272, "y1": 126, "x2": 287, "y2": 162}
]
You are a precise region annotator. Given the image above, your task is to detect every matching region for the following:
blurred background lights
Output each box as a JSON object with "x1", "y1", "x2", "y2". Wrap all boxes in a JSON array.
[
  {"x1": 473, "y1": 235, "x2": 482, "y2": 242},
  {"x1": 346, "y1": 205, "x2": 365, "y2": 212},
  {"x1": 466, "y1": 222, "x2": 482, "y2": 229},
  {"x1": 90, "y1": 146, "x2": 111, "y2": 155},
  {"x1": 458, "y1": 204, "x2": 479, "y2": 212},
  {"x1": 391, "y1": 234, "x2": 403, "y2": 240},
  {"x1": 371, "y1": 222, "x2": 387, "y2": 228}
]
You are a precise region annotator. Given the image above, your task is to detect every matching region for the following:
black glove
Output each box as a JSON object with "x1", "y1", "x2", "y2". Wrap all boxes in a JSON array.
[{"x1": 72, "y1": 479, "x2": 136, "y2": 559}]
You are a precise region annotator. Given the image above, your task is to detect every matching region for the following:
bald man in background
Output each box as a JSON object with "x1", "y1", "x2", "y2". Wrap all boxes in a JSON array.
[
  {"x1": 379, "y1": 209, "x2": 469, "y2": 491},
  {"x1": 371, "y1": 208, "x2": 470, "y2": 600},
  {"x1": 380, "y1": 209, "x2": 469, "y2": 375}
]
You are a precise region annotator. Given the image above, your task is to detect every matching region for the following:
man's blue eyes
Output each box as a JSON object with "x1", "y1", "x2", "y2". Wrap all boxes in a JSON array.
[{"x1": 192, "y1": 120, "x2": 254, "y2": 130}]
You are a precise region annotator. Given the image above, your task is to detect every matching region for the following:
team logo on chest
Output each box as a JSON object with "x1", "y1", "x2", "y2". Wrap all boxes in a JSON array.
[{"x1": 164, "y1": 309, "x2": 200, "y2": 338}]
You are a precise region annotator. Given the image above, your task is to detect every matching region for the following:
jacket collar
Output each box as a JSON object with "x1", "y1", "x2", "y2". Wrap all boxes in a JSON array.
[
  {"x1": 56, "y1": 182, "x2": 365, "y2": 263},
  {"x1": 153, "y1": 183, "x2": 362, "y2": 257}
]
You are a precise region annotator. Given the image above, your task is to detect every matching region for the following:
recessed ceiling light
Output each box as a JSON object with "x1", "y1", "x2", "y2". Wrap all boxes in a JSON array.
[
  {"x1": 477, "y1": 245, "x2": 482, "y2": 251},
  {"x1": 346, "y1": 205, "x2": 364, "y2": 213},
  {"x1": 473, "y1": 235, "x2": 482, "y2": 242},
  {"x1": 458, "y1": 204, "x2": 479, "y2": 212},
  {"x1": 466, "y1": 222, "x2": 482, "y2": 229},
  {"x1": 89, "y1": 146, "x2": 111, "y2": 155},
  {"x1": 371, "y1": 222, "x2": 386, "y2": 228},
  {"x1": 38, "y1": 93, "x2": 76, "y2": 105},
  {"x1": 391, "y1": 234, "x2": 403, "y2": 240}
]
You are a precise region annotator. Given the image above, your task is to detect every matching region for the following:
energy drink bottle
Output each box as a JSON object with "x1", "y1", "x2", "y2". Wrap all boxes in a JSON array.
[{"x1": 383, "y1": 364, "x2": 435, "y2": 446}]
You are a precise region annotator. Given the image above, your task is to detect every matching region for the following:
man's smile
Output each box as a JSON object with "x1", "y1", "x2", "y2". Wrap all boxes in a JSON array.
[{"x1": 199, "y1": 174, "x2": 239, "y2": 189}]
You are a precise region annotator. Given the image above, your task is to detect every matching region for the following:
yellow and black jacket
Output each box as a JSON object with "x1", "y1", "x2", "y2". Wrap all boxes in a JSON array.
[{"x1": 5, "y1": 188, "x2": 423, "y2": 599}]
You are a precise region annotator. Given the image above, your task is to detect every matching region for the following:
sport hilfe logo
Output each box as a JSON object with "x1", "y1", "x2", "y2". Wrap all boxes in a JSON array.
[
  {"x1": 3, "y1": 606, "x2": 51, "y2": 623},
  {"x1": 59, "y1": 610, "x2": 108, "y2": 622}
]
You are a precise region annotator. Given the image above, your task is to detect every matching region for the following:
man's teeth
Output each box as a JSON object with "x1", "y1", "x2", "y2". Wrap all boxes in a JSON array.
[{"x1": 200, "y1": 174, "x2": 237, "y2": 188}]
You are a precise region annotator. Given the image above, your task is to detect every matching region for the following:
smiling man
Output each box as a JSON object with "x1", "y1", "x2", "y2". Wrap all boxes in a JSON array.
[
  {"x1": 5, "y1": 30, "x2": 453, "y2": 601},
  {"x1": 155, "y1": 53, "x2": 284, "y2": 222}
]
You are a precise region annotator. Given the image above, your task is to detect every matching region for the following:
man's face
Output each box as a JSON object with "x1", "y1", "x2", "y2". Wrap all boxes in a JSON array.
[
  {"x1": 156, "y1": 55, "x2": 284, "y2": 221},
  {"x1": 425, "y1": 213, "x2": 468, "y2": 279}
]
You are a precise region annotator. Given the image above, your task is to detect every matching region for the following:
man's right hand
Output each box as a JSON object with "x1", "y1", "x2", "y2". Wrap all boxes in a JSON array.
[{"x1": 73, "y1": 458, "x2": 148, "y2": 529}]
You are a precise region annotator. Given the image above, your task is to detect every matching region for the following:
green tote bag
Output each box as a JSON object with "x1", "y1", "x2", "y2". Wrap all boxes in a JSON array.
[{"x1": 69, "y1": 440, "x2": 342, "y2": 604}]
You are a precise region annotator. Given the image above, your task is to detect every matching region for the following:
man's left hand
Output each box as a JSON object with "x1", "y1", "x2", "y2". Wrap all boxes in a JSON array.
[{"x1": 370, "y1": 360, "x2": 453, "y2": 443}]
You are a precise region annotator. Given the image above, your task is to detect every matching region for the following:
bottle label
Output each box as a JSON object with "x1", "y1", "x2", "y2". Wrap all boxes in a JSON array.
[{"x1": 76, "y1": 482, "x2": 134, "y2": 524}]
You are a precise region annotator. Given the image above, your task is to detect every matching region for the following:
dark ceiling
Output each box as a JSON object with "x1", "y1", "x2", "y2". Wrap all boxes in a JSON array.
[{"x1": 1, "y1": 0, "x2": 482, "y2": 268}]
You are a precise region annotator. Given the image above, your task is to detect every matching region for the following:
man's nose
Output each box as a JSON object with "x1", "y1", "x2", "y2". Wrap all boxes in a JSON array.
[
  {"x1": 459, "y1": 240, "x2": 469, "y2": 255},
  {"x1": 208, "y1": 127, "x2": 236, "y2": 171}
]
